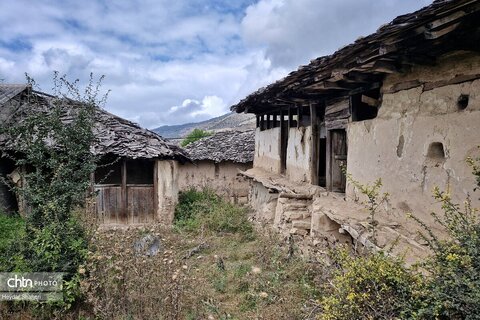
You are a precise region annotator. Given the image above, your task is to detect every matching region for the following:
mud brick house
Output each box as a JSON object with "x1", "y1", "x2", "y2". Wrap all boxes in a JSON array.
[
  {"x1": 0, "y1": 84, "x2": 189, "y2": 224},
  {"x1": 180, "y1": 130, "x2": 254, "y2": 204},
  {"x1": 231, "y1": 0, "x2": 480, "y2": 260}
]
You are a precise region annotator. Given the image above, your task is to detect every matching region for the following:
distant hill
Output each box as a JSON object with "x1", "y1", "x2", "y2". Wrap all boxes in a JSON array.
[{"x1": 153, "y1": 112, "x2": 255, "y2": 138}]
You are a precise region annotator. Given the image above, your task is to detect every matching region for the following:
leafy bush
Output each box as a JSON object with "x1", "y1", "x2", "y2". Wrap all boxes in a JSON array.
[
  {"x1": 319, "y1": 155, "x2": 480, "y2": 319},
  {"x1": 0, "y1": 73, "x2": 107, "y2": 310},
  {"x1": 180, "y1": 129, "x2": 213, "y2": 147},
  {"x1": 0, "y1": 213, "x2": 25, "y2": 252},
  {"x1": 319, "y1": 248, "x2": 423, "y2": 320},
  {"x1": 174, "y1": 188, "x2": 253, "y2": 238},
  {"x1": 410, "y1": 188, "x2": 480, "y2": 319}
]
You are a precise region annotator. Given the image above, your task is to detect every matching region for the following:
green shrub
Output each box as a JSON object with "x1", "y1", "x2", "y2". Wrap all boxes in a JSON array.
[
  {"x1": 319, "y1": 248, "x2": 423, "y2": 320},
  {"x1": 174, "y1": 188, "x2": 253, "y2": 238},
  {"x1": 180, "y1": 129, "x2": 213, "y2": 147},
  {"x1": 412, "y1": 188, "x2": 480, "y2": 319},
  {"x1": 0, "y1": 213, "x2": 25, "y2": 252},
  {"x1": 0, "y1": 214, "x2": 26, "y2": 272}
]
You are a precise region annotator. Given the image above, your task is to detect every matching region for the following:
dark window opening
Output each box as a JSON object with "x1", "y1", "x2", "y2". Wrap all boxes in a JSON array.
[
  {"x1": 126, "y1": 159, "x2": 154, "y2": 184},
  {"x1": 351, "y1": 88, "x2": 381, "y2": 121},
  {"x1": 95, "y1": 155, "x2": 122, "y2": 184},
  {"x1": 427, "y1": 142, "x2": 445, "y2": 160},
  {"x1": 457, "y1": 94, "x2": 469, "y2": 110}
]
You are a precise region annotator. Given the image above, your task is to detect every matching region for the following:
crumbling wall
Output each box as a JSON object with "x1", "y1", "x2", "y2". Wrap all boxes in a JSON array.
[
  {"x1": 156, "y1": 160, "x2": 179, "y2": 224},
  {"x1": 286, "y1": 126, "x2": 313, "y2": 183},
  {"x1": 249, "y1": 181, "x2": 279, "y2": 223},
  {"x1": 178, "y1": 160, "x2": 251, "y2": 204},
  {"x1": 347, "y1": 52, "x2": 480, "y2": 229},
  {"x1": 254, "y1": 127, "x2": 281, "y2": 173}
]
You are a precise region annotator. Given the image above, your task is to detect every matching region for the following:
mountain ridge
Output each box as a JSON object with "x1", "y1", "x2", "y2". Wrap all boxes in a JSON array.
[{"x1": 153, "y1": 112, "x2": 255, "y2": 138}]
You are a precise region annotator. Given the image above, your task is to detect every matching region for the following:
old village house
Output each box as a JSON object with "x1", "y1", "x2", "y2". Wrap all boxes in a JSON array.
[
  {"x1": 179, "y1": 130, "x2": 254, "y2": 204},
  {"x1": 0, "y1": 84, "x2": 189, "y2": 224},
  {"x1": 231, "y1": 0, "x2": 480, "y2": 261}
]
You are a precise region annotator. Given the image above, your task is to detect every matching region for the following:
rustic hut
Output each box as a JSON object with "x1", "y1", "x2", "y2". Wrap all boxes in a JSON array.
[
  {"x1": 231, "y1": 0, "x2": 480, "y2": 260},
  {"x1": 0, "y1": 84, "x2": 189, "y2": 224},
  {"x1": 179, "y1": 130, "x2": 254, "y2": 204}
]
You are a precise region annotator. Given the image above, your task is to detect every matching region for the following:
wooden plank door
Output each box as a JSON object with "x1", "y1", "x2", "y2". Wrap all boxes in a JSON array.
[{"x1": 330, "y1": 129, "x2": 347, "y2": 193}]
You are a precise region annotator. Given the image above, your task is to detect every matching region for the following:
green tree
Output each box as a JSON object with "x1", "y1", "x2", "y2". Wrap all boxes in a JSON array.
[
  {"x1": 0, "y1": 72, "x2": 108, "y2": 308},
  {"x1": 180, "y1": 128, "x2": 213, "y2": 147}
]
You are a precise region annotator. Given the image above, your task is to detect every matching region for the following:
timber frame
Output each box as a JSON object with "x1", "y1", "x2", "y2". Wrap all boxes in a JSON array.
[{"x1": 232, "y1": 0, "x2": 480, "y2": 193}]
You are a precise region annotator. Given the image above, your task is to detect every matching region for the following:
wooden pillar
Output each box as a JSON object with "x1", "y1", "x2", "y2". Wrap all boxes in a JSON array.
[
  {"x1": 256, "y1": 115, "x2": 260, "y2": 128},
  {"x1": 326, "y1": 130, "x2": 332, "y2": 192},
  {"x1": 266, "y1": 114, "x2": 271, "y2": 129},
  {"x1": 272, "y1": 113, "x2": 277, "y2": 128},
  {"x1": 260, "y1": 115, "x2": 265, "y2": 131},
  {"x1": 288, "y1": 107, "x2": 293, "y2": 128},
  {"x1": 310, "y1": 102, "x2": 319, "y2": 185},
  {"x1": 153, "y1": 161, "x2": 159, "y2": 222},
  {"x1": 121, "y1": 158, "x2": 127, "y2": 223},
  {"x1": 297, "y1": 105, "x2": 302, "y2": 128}
]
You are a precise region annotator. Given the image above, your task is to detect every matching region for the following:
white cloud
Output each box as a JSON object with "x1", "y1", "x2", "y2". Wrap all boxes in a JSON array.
[
  {"x1": 242, "y1": 0, "x2": 433, "y2": 69},
  {"x1": 0, "y1": 0, "x2": 433, "y2": 129}
]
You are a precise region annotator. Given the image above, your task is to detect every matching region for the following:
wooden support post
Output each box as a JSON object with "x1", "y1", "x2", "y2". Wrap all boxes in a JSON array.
[
  {"x1": 310, "y1": 103, "x2": 319, "y2": 185},
  {"x1": 266, "y1": 114, "x2": 271, "y2": 129},
  {"x1": 256, "y1": 115, "x2": 260, "y2": 128},
  {"x1": 272, "y1": 113, "x2": 277, "y2": 128},
  {"x1": 288, "y1": 107, "x2": 293, "y2": 128},
  {"x1": 326, "y1": 130, "x2": 332, "y2": 192},
  {"x1": 280, "y1": 110, "x2": 285, "y2": 128},
  {"x1": 153, "y1": 161, "x2": 158, "y2": 222},
  {"x1": 121, "y1": 158, "x2": 127, "y2": 223},
  {"x1": 297, "y1": 105, "x2": 302, "y2": 128},
  {"x1": 260, "y1": 115, "x2": 265, "y2": 131}
]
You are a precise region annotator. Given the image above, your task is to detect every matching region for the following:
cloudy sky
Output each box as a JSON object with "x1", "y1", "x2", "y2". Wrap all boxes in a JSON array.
[{"x1": 0, "y1": 0, "x2": 432, "y2": 129}]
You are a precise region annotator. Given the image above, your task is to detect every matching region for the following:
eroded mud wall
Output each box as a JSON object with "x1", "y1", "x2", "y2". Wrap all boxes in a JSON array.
[{"x1": 347, "y1": 52, "x2": 480, "y2": 227}]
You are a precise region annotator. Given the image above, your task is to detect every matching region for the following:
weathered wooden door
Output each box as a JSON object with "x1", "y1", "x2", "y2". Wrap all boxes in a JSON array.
[
  {"x1": 330, "y1": 129, "x2": 347, "y2": 192},
  {"x1": 94, "y1": 158, "x2": 156, "y2": 224}
]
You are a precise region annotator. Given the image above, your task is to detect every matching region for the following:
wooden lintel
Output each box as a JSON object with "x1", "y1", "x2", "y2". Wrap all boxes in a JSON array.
[
  {"x1": 383, "y1": 80, "x2": 423, "y2": 94},
  {"x1": 423, "y1": 73, "x2": 480, "y2": 91},
  {"x1": 361, "y1": 95, "x2": 380, "y2": 107}
]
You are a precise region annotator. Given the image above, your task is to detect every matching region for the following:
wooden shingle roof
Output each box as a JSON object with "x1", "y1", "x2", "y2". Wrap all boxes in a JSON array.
[
  {"x1": 0, "y1": 85, "x2": 189, "y2": 161},
  {"x1": 231, "y1": 0, "x2": 480, "y2": 114},
  {"x1": 184, "y1": 130, "x2": 255, "y2": 163}
]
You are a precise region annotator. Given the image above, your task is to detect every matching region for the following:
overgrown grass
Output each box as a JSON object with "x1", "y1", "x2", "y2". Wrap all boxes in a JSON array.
[
  {"x1": 78, "y1": 189, "x2": 320, "y2": 319},
  {"x1": 0, "y1": 213, "x2": 25, "y2": 252},
  {"x1": 174, "y1": 188, "x2": 254, "y2": 238}
]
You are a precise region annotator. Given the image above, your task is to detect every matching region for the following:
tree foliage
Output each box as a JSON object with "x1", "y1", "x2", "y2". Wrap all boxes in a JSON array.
[
  {"x1": 0, "y1": 72, "x2": 108, "y2": 308},
  {"x1": 180, "y1": 128, "x2": 213, "y2": 147}
]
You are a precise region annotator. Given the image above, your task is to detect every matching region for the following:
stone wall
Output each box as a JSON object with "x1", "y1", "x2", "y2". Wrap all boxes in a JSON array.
[{"x1": 178, "y1": 160, "x2": 251, "y2": 204}]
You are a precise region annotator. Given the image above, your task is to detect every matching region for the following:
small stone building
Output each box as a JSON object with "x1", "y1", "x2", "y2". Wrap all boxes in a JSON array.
[
  {"x1": 179, "y1": 130, "x2": 254, "y2": 204},
  {"x1": 0, "y1": 84, "x2": 189, "y2": 224},
  {"x1": 230, "y1": 0, "x2": 480, "y2": 261}
]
